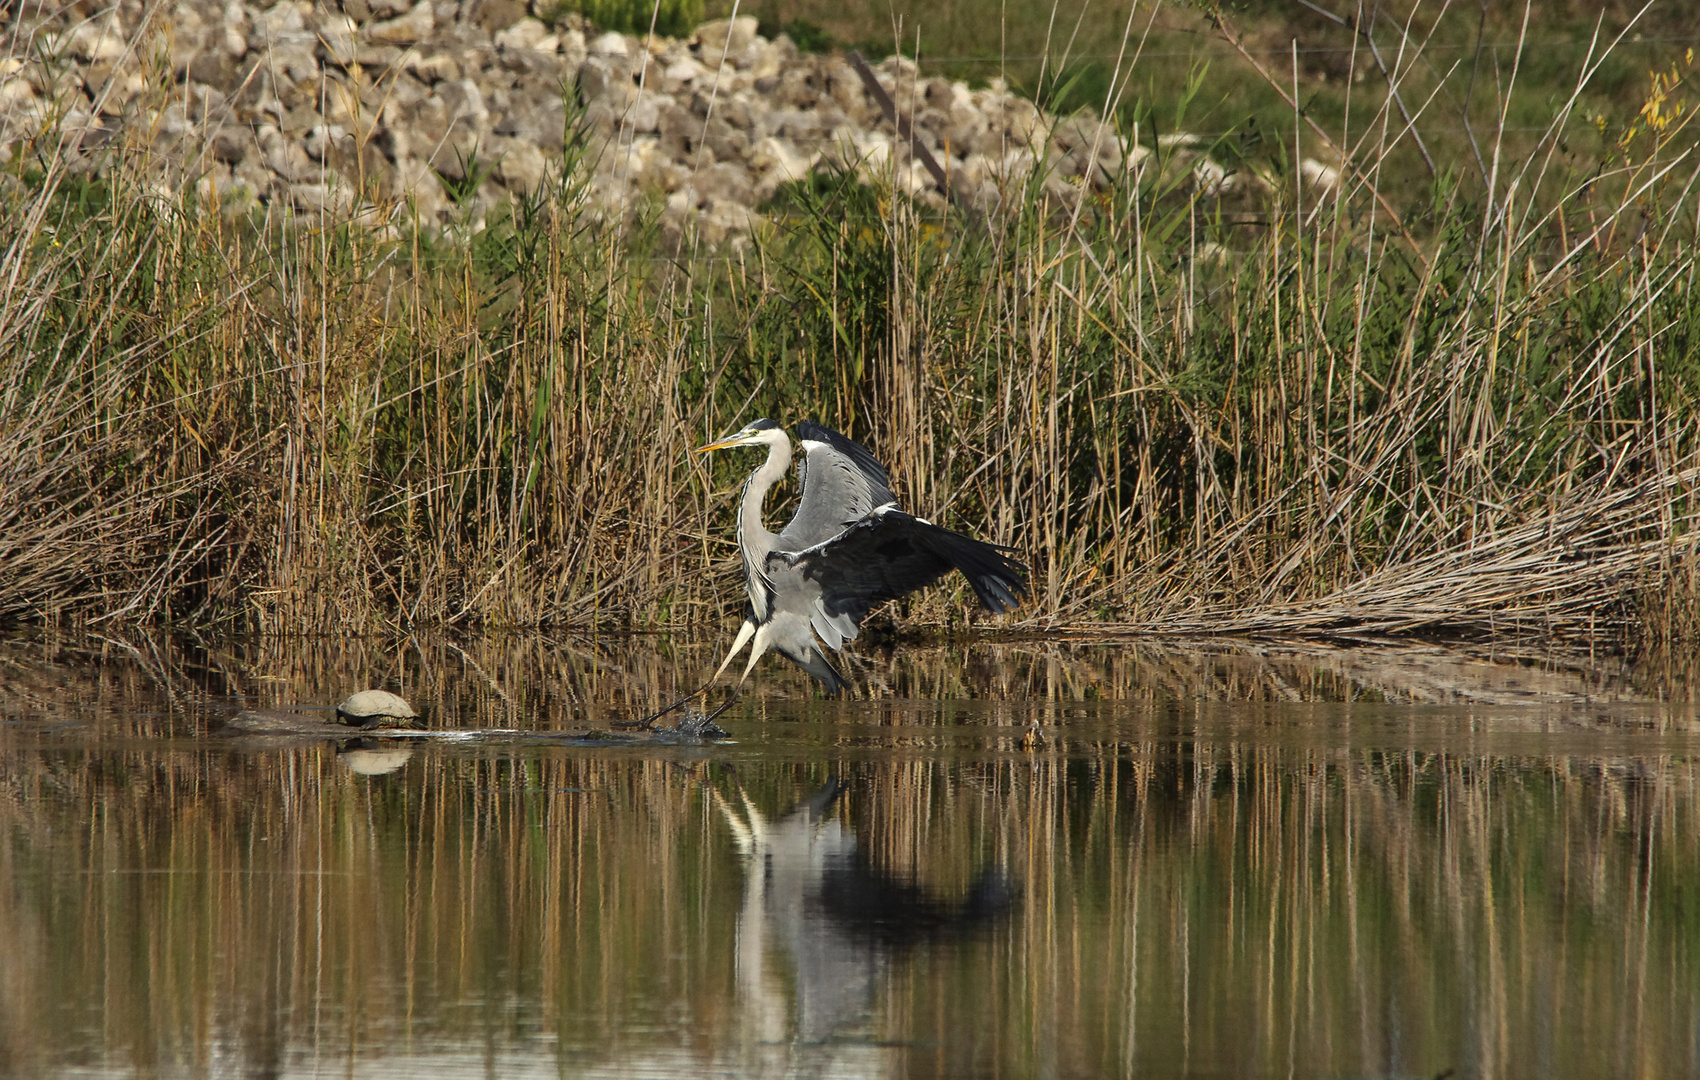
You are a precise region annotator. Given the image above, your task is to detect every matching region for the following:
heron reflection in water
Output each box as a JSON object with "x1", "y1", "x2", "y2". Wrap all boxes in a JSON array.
[
  {"x1": 709, "y1": 779, "x2": 1015, "y2": 1051},
  {"x1": 694, "y1": 419, "x2": 1028, "y2": 694}
]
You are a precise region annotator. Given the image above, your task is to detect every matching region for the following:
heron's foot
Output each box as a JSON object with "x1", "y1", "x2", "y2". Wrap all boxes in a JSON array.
[
  {"x1": 615, "y1": 692, "x2": 692, "y2": 730},
  {"x1": 672, "y1": 706, "x2": 729, "y2": 739},
  {"x1": 616, "y1": 692, "x2": 737, "y2": 738},
  {"x1": 654, "y1": 688, "x2": 739, "y2": 737},
  {"x1": 617, "y1": 679, "x2": 741, "y2": 732}
]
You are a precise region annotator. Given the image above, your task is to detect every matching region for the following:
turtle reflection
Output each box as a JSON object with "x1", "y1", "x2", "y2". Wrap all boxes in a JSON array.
[
  {"x1": 337, "y1": 740, "x2": 415, "y2": 776},
  {"x1": 710, "y1": 779, "x2": 1015, "y2": 1048}
]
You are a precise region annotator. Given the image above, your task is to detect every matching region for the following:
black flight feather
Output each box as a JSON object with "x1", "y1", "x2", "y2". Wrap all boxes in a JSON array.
[{"x1": 780, "y1": 510, "x2": 1028, "y2": 627}]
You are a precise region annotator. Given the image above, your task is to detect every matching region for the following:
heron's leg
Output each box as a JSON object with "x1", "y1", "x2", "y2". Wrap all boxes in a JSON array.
[
  {"x1": 613, "y1": 622, "x2": 757, "y2": 730},
  {"x1": 712, "y1": 619, "x2": 757, "y2": 682},
  {"x1": 737, "y1": 622, "x2": 774, "y2": 687}
]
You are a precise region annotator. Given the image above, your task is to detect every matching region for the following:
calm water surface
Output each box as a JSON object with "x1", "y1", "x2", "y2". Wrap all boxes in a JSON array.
[{"x1": 0, "y1": 634, "x2": 1696, "y2": 1079}]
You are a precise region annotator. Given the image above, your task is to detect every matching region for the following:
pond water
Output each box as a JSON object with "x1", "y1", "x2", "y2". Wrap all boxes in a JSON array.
[{"x1": 0, "y1": 633, "x2": 1696, "y2": 1079}]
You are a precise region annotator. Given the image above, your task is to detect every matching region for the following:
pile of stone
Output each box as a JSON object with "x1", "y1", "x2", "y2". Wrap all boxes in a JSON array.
[{"x1": 0, "y1": 0, "x2": 1329, "y2": 241}]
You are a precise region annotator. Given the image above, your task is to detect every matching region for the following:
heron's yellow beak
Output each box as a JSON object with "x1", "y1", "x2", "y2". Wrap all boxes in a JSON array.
[{"x1": 693, "y1": 433, "x2": 747, "y2": 454}]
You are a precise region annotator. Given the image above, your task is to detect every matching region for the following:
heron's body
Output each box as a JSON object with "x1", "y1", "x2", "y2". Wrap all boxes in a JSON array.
[{"x1": 695, "y1": 419, "x2": 1027, "y2": 694}]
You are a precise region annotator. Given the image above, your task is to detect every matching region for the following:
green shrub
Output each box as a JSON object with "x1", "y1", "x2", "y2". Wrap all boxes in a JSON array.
[{"x1": 566, "y1": 0, "x2": 702, "y2": 38}]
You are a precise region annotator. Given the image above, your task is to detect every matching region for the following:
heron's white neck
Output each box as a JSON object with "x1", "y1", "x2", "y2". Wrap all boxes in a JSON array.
[{"x1": 737, "y1": 429, "x2": 792, "y2": 558}]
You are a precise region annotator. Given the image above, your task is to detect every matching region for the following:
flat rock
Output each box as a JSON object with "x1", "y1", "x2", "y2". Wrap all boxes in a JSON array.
[{"x1": 366, "y1": 1, "x2": 432, "y2": 44}]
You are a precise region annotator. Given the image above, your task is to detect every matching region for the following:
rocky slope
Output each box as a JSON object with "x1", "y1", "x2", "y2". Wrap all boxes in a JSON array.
[{"x1": 0, "y1": 1, "x2": 1320, "y2": 240}]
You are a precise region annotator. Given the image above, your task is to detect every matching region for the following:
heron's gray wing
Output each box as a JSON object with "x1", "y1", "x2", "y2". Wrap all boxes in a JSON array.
[
  {"x1": 741, "y1": 539, "x2": 777, "y2": 623},
  {"x1": 775, "y1": 509, "x2": 1027, "y2": 629},
  {"x1": 779, "y1": 422, "x2": 899, "y2": 551},
  {"x1": 797, "y1": 420, "x2": 895, "y2": 500}
]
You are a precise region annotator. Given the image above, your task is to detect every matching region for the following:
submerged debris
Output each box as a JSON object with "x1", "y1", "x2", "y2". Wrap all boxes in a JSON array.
[
  {"x1": 216, "y1": 688, "x2": 729, "y2": 745},
  {"x1": 221, "y1": 707, "x2": 354, "y2": 736}
]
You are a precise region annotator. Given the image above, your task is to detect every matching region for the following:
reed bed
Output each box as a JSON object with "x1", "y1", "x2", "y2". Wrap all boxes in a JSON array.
[{"x1": 1, "y1": 10, "x2": 1696, "y2": 653}]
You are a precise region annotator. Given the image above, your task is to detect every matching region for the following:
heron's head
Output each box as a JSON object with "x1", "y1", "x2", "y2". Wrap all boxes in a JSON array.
[{"x1": 694, "y1": 418, "x2": 785, "y2": 454}]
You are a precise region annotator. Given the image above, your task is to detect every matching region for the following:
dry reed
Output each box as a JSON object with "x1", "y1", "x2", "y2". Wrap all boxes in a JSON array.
[{"x1": 1, "y1": 7, "x2": 1696, "y2": 655}]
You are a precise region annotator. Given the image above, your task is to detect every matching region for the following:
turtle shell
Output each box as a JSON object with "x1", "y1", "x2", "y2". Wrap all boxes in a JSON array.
[{"x1": 335, "y1": 689, "x2": 418, "y2": 724}]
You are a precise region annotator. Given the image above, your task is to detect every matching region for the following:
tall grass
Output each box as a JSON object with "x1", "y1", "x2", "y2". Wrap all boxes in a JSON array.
[{"x1": 1, "y1": 12, "x2": 1696, "y2": 650}]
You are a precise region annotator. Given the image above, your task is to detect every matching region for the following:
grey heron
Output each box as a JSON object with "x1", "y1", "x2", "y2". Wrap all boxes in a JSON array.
[{"x1": 694, "y1": 418, "x2": 1027, "y2": 694}]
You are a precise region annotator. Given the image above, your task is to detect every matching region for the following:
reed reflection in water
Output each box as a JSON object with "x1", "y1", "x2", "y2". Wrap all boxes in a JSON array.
[{"x1": 0, "y1": 634, "x2": 1695, "y2": 1078}]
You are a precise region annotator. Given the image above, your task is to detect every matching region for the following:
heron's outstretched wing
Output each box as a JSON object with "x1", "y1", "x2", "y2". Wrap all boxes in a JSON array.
[
  {"x1": 780, "y1": 421, "x2": 899, "y2": 551},
  {"x1": 774, "y1": 508, "x2": 1027, "y2": 628}
]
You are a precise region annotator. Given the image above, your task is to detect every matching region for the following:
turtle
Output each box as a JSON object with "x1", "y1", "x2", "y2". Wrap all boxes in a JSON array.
[{"x1": 335, "y1": 689, "x2": 419, "y2": 728}]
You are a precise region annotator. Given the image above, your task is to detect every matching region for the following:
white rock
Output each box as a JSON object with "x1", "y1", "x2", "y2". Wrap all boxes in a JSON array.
[
  {"x1": 494, "y1": 17, "x2": 548, "y2": 51},
  {"x1": 1194, "y1": 241, "x2": 1231, "y2": 265},
  {"x1": 626, "y1": 90, "x2": 663, "y2": 133},
  {"x1": 392, "y1": 154, "x2": 448, "y2": 219},
  {"x1": 96, "y1": 70, "x2": 147, "y2": 114},
  {"x1": 302, "y1": 123, "x2": 348, "y2": 160},
  {"x1": 498, "y1": 140, "x2": 547, "y2": 191},
  {"x1": 367, "y1": 2, "x2": 434, "y2": 45},
  {"x1": 0, "y1": 77, "x2": 37, "y2": 111},
  {"x1": 663, "y1": 57, "x2": 702, "y2": 87},
  {"x1": 252, "y1": 0, "x2": 304, "y2": 41},
  {"x1": 319, "y1": 14, "x2": 359, "y2": 66},
  {"x1": 588, "y1": 31, "x2": 629, "y2": 59},
  {"x1": 1301, "y1": 158, "x2": 1340, "y2": 193},
  {"x1": 267, "y1": 39, "x2": 320, "y2": 84},
  {"x1": 257, "y1": 123, "x2": 311, "y2": 179},
  {"x1": 1192, "y1": 158, "x2": 1227, "y2": 195},
  {"x1": 70, "y1": 17, "x2": 127, "y2": 62},
  {"x1": 1127, "y1": 143, "x2": 1151, "y2": 175},
  {"x1": 404, "y1": 53, "x2": 459, "y2": 84},
  {"x1": 747, "y1": 41, "x2": 783, "y2": 80},
  {"x1": 289, "y1": 183, "x2": 352, "y2": 215},
  {"x1": 996, "y1": 147, "x2": 1036, "y2": 181},
  {"x1": 577, "y1": 57, "x2": 633, "y2": 109},
  {"x1": 849, "y1": 130, "x2": 892, "y2": 176},
  {"x1": 695, "y1": 16, "x2": 757, "y2": 58},
  {"x1": 748, "y1": 135, "x2": 816, "y2": 184},
  {"x1": 558, "y1": 27, "x2": 587, "y2": 66}
]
